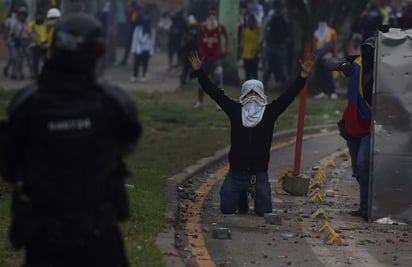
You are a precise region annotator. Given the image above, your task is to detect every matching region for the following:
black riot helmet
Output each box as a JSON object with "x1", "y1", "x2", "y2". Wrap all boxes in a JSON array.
[
  {"x1": 361, "y1": 36, "x2": 376, "y2": 67},
  {"x1": 48, "y1": 12, "x2": 105, "y2": 75}
]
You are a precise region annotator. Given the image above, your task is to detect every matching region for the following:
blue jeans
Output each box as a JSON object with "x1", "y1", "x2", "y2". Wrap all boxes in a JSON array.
[
  {"x1": 346, "y1": 138, "x2": 360, "y2": 180},
  {"x1": 357, "y1": 135, "x2": 370, "y2": 212},
  {"x1": 346, "y1": 135, "x2": 370, "y2": 211},
  {"x1": 220, "y1": 169, "x2": 272, "y2": 216}
]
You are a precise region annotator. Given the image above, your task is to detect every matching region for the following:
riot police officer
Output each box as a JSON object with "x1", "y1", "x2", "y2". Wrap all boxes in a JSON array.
[{"x1": 2, "y1": 13, "x2": 141, "y2": 266}]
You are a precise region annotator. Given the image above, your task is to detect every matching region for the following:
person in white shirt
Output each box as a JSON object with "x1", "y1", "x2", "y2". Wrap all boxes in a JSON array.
[{"x1": 130, "y1": 15, "x2": 156, "y2": 82}]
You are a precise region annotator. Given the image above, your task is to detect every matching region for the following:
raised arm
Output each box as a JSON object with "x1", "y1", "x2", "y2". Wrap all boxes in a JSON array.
[
  {"x1": 188, "y1": 50, "x2": 204, "y2": 71},
  {"x1": 188, "y1": 51, "x2": 236, "y2": 114},
  {"x1": 299, "y1": 53, "x2": 316, "y2": 79}
]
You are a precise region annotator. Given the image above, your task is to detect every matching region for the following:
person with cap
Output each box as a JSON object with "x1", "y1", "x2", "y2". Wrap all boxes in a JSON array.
[
  {"x1": 46, "y1": 7, "x2": 61, "y2": 46},
  {"x1": 179, "y1": 14, "x2": 200, "y2": 86},
  {"x1": 334, "y1": 36, "x2": 376, "y2": 221},
  {"x1": 188, "y1": 50, "x2": 315, "y2": 216},
  {"x1": 1, "y1": 13, "x2": 141, "y2": 266}
]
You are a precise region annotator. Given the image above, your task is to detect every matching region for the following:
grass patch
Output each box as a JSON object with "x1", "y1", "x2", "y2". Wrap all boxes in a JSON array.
[{"x1": 0, "y1": 81, "x2": 345, "y2": 266}]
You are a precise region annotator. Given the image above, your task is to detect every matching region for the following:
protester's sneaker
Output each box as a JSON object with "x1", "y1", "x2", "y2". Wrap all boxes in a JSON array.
[
  {"x1": 314, "y1": 92, "x2": 327, "y2": 99},
  {"x1": 193, "y1": 101, "x2": 202, "y2": 109},
  {"x1": 330, "y1": 93, "x2": 338, "y2": 100},
  {"x1": 130, "y1": 76, "x2": 137, "y2": 83},
  {"x1": 349, "y1": 208, "x2": 368, "y2": 220}
]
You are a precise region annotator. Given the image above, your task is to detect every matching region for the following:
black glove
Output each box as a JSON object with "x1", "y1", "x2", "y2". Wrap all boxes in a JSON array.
[
  {"x1": 340, "y1": 62, "x2": 353, "y2": 76},
  {"x1": 378, "y1": 24, "x2": 390, "y2": 33}
]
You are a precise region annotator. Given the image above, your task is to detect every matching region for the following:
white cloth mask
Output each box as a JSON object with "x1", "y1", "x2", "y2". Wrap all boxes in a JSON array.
[{"x1": 240, "y1": 80, "x2": 267, "y2": 127}]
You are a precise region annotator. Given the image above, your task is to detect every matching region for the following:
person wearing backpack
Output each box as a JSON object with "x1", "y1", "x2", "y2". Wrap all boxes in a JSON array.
[{"x1": 1, "y1": 13, "x2": 141, "y2": 267}]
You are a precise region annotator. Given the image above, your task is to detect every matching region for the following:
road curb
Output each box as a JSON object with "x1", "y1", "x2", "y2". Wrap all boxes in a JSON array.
[{"x1": 156, "y1": 124, "x2": 338, "y2": 267}]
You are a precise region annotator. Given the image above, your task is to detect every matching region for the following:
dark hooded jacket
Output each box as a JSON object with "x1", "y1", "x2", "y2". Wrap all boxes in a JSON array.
[{"x1": 195, "y1": 69, "x2": 306, "y2": 172}]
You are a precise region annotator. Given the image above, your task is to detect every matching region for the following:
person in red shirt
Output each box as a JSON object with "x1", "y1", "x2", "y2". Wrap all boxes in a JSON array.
[{"x1": 193, "y1": 6, "x2": 229, "y2": 109}]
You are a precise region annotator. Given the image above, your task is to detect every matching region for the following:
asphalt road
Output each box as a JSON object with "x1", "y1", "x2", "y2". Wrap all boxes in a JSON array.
[
  {"x1": 0, "y1": 50, "x2": 179, "y2": 92},
  {"x1": 170, "y1": 128, "x2": 412, "y2": 267}
]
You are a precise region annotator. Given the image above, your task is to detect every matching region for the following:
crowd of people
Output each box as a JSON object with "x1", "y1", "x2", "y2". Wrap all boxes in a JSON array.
[
  {"x1": 3, "y1": 2, "x2": 61, "y2": 81},
  {"x1": 3, "y1": 0, "x2": 412, "y2": 91}
]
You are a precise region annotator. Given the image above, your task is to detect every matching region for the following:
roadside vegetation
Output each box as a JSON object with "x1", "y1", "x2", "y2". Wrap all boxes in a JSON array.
[{"x1": 0, "y1": 82, "x2": 346, "y2": 266}]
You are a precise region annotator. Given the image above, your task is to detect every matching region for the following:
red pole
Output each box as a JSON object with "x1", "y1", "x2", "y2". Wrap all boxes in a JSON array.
[{"x1": 293, "y1": 43, "x2": 311, "y2": 176}]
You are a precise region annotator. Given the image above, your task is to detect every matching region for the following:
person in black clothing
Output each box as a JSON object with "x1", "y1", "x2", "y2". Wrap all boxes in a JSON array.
[
  {"x1": 1, "y1": 13, "x2": 141, "y2": 266},
  {"x1": 188, "y1": 50, "x2": 315, "y2": 216},
  {"x1": 179, "y1": 15, "x2": 200, "y2": 86},
  {"x1": 118, "y1": 0, "x2": 141, "y2": 66},
  {"x1": 261, "y1": 0, "x2": 291, "y2": 88},
  {"x1": 168, "y1": 11, "x2": 186, "y2": 70}
]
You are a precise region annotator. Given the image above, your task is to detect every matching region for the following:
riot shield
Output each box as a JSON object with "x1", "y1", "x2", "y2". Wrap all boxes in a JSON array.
[{"x1": 370, "y1": 29, "x2": 412, "y2": 224}]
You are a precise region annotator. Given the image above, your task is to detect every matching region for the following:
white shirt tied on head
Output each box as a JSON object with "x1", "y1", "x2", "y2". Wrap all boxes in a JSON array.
[{"x1": 239, "y1": 79, "x2": 267, "y2": 128}]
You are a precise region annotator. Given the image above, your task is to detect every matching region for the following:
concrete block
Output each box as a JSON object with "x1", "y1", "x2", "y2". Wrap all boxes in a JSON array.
[
  {"x1": 212, "y1": 227, "x2": 231, "y2": 240},
  {"x1": 282, "y1": 175, "x2": 310, "y2": 196},
  {"x1": 264, "y1": 213, "x2": 282, "y2": 225}
]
